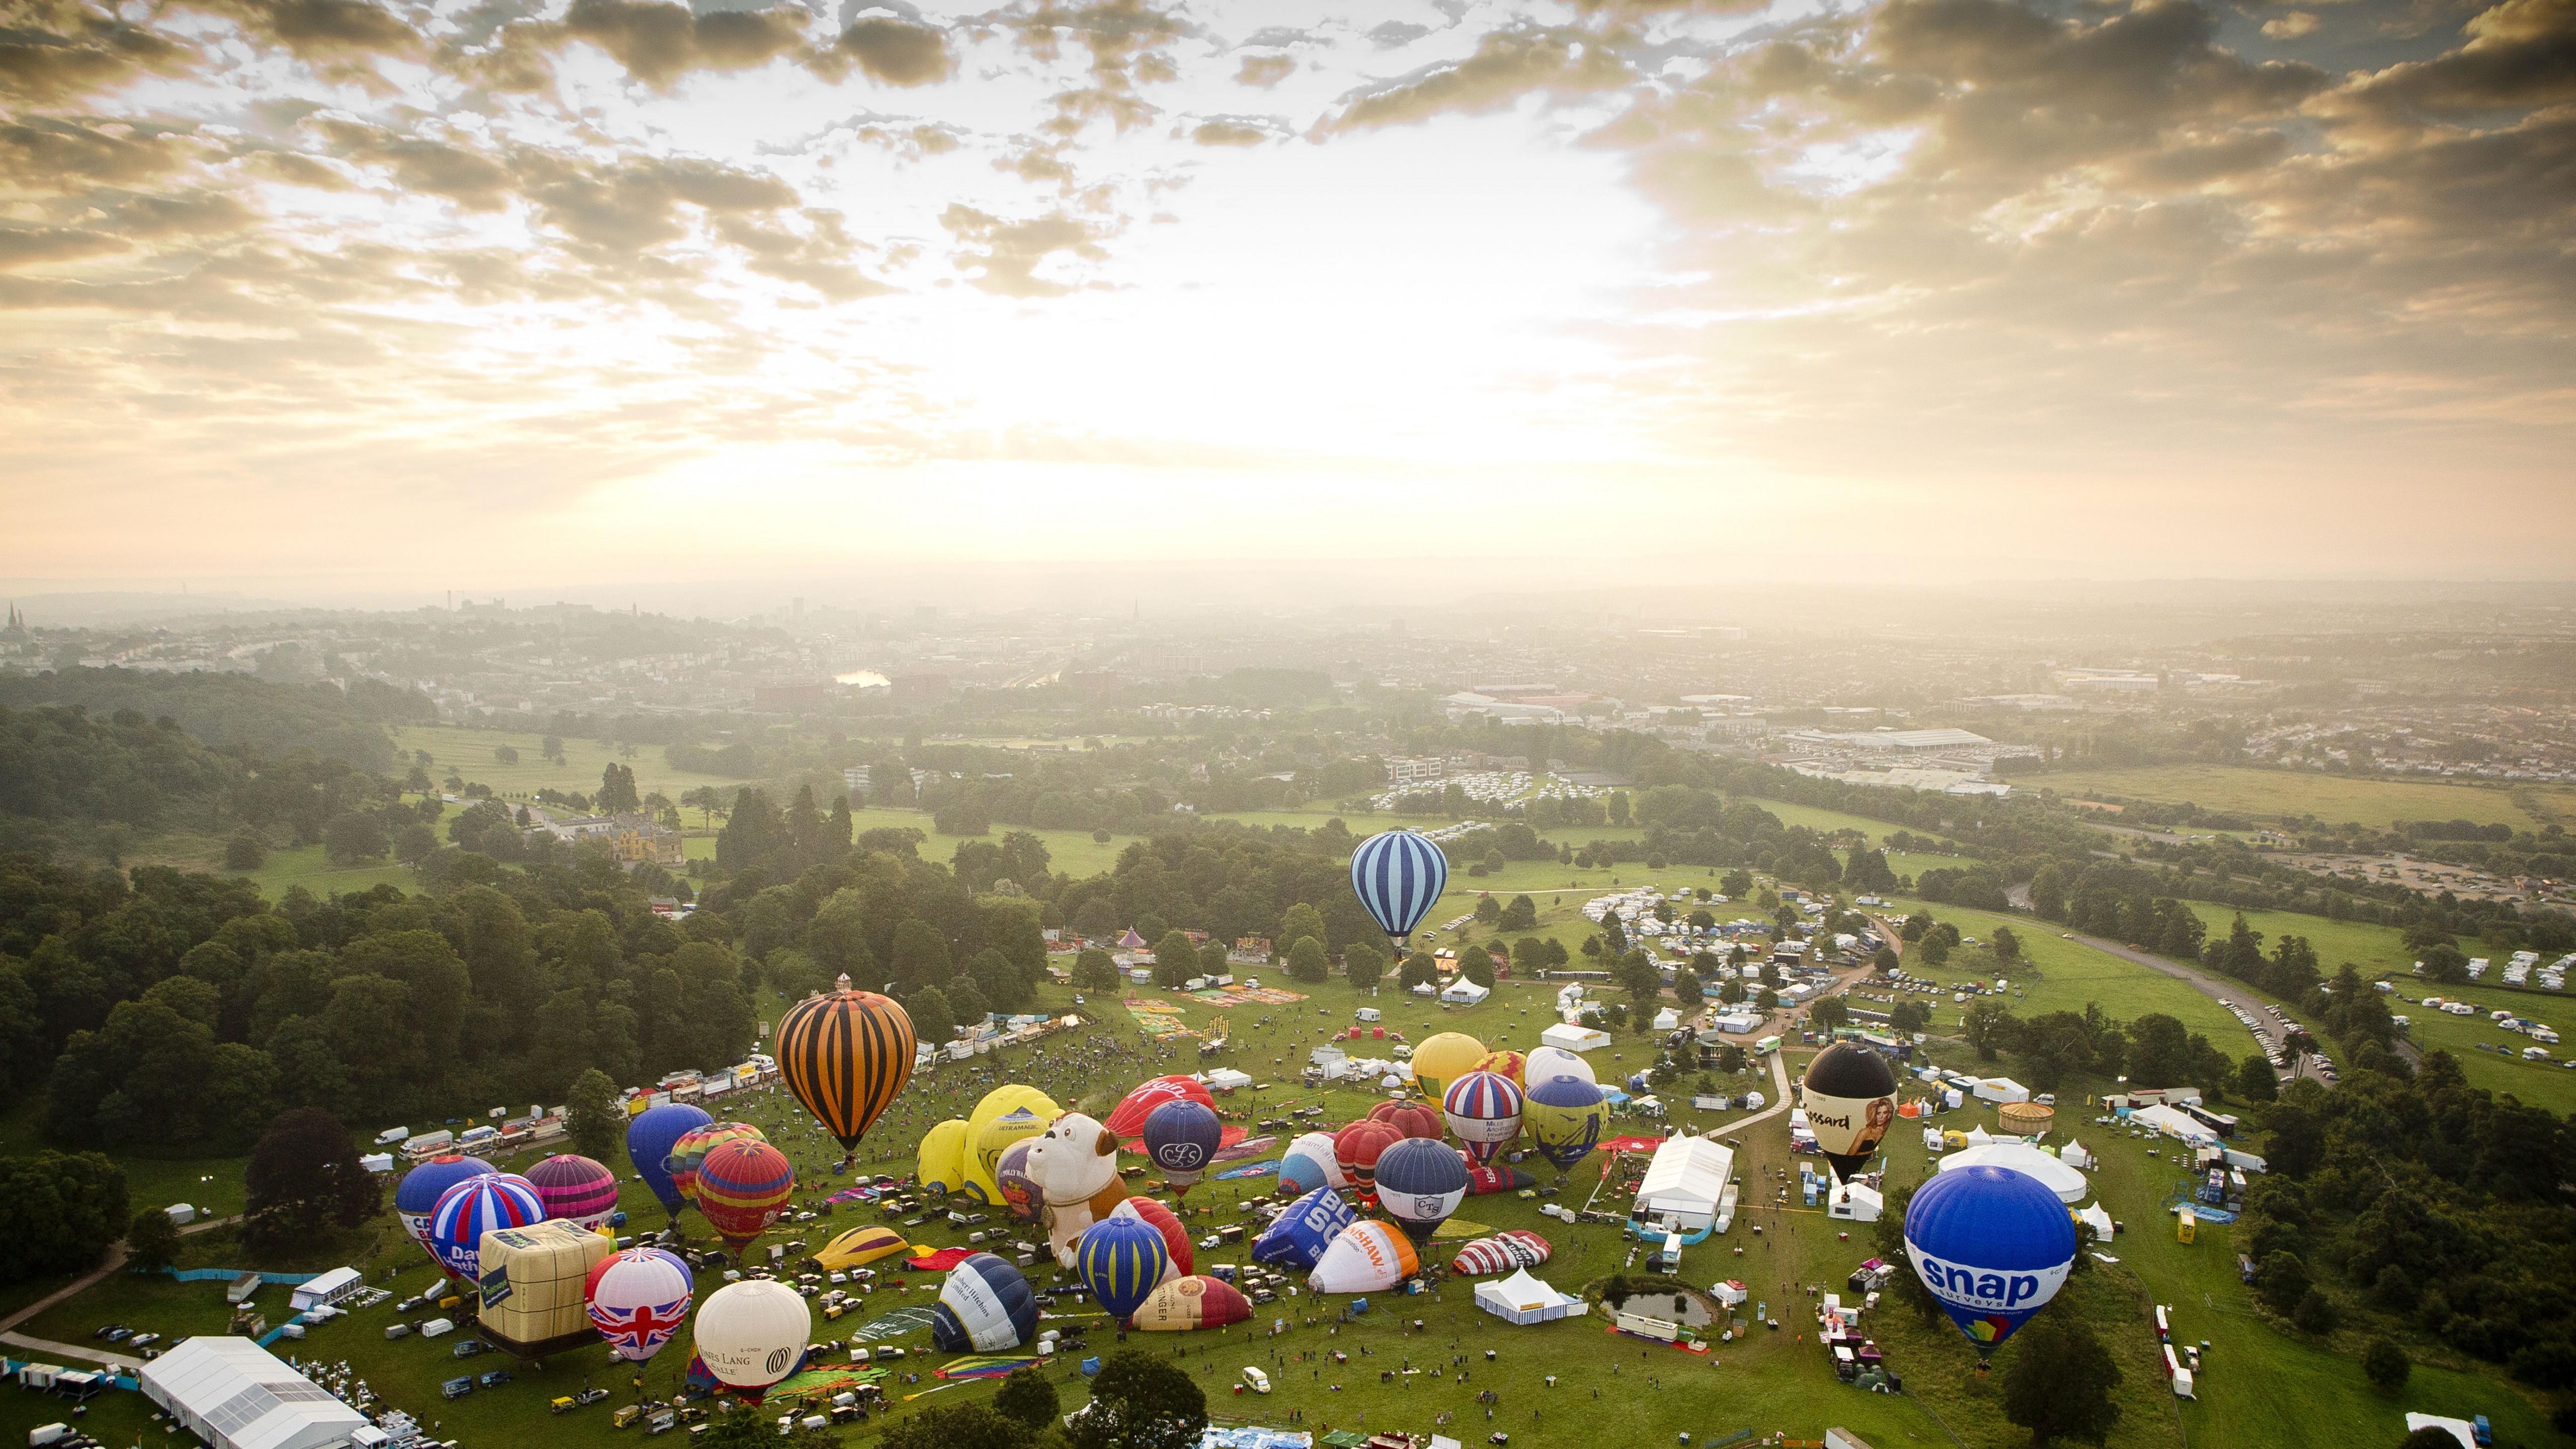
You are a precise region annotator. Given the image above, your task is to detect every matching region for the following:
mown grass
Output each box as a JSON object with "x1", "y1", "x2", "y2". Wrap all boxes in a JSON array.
[
  {"x1": 2030, "y1": 766, "x2": 2573, "y2": 831},
  {"x1": 390, "y1": 724, "x2": 753, "y2": 803}
]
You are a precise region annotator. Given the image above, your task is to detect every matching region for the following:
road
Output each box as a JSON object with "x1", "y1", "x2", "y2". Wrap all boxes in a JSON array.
[
  {"x1": 2050, "y1": 929, "x2": 2334, "y2": 1086},
  {"x1": 0, "y1": 1213, "x2": 244, "y2": 1371}
]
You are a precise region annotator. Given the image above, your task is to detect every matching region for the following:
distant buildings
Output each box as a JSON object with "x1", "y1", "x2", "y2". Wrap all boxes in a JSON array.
[
  {"x1": 2055, "y1": 668, "x2": 2160, "y2": 693},
  {"x1": 1386, "y1": 755, "x2": 1445, "y2": 787}
]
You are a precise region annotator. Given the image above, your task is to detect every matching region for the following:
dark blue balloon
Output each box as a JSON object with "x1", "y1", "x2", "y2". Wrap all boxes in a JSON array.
[
  {"x1": 395, "y1": 1154, "x2": 496, "y2": 1220},
  {"x1": 931, "y1": 1252, "x2": 1039, "y2": 1353},
  {"x1": 1143, "y1": 1100, "x2": 1223, "y2": 1180},
  {"x1": 1373, "y1": 1138, "x2": 1468, "y2": 1245},
  {"x1": 1902, "y1": 1164, "x2": 2078, "y2": 1355},
  {"x1": 1077, "y1": 1212, "x2": 1171, "y2": 1323},
  {"x1": 628, "y1": 1103, "x2": 713, "y2": 1216},
  {"x1": 1349, "y1": 830, "x2": 1448, "y2": 946},
  {"x1": 1253, "y1": 1186, "x2": 1356, "y2": 1270}
]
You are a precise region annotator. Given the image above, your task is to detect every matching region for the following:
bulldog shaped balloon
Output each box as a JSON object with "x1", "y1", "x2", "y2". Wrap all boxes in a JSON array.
[{"x1": 1021, "y1": 1111, "x2": 1128, "y2": 1267}]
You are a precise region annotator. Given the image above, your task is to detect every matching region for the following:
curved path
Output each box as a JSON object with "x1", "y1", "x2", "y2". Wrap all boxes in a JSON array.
[
  {"x1": 2049, "y1": 929, "x2": 2337, "y2": 1085},
  {"x1": 0, "y1": 1214, "x2": 243, "y2": 1371}
]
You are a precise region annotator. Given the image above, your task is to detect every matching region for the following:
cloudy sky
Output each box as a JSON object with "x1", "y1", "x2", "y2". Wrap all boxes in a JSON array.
[{"x1": 3, "y1": 0, "x2": 2570, "y2": 592}]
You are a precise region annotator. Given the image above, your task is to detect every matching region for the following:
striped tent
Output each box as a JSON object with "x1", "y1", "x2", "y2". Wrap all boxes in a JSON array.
[{"x1": 1348, "y1": 830, "x2": 1448, "y2": 950}]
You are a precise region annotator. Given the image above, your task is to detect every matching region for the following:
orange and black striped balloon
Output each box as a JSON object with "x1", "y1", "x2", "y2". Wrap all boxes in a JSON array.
[{"x1": 777, "y1": 989, "x2": 917, "y2": 1150}]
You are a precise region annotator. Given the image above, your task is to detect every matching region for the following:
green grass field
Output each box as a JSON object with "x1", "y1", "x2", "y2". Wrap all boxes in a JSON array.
[
  {"x1": 1880, "y1": 899, "x2": 2253, "y2": 1050},
  {"x1": 391, "y1": 725, "x2": 755, "y2": 803},
  {"x1": 2034, "y1": 766, "x2": 2573, "y2": 831}
]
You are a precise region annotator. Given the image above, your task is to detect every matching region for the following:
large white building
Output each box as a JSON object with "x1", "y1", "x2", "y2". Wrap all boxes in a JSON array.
[{"x1": 139, "y1": 1337, "x2": 370, "y2": 1449}]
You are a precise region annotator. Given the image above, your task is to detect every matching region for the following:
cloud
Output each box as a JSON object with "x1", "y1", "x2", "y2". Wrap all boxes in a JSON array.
[
  {"x1": 1317, "y1": 25, "x2": 1637, "y2": 132},
  {"x1": 1190, "y1": 115, "x2": 1277, "y2": 145},
  {"x1": 2348, "y1": 0, "x2": 2576, "y2": 114},
  {"x1": 0, "y1": 3, "x2": 197, "y2": 103},
  {"x1": 822, "y1": 16, "x2": 954, "y2": 84},
  {"x1": 1236, "y1": 52, "x2": 1296, "y2": 86},
  {"x1": 0, "y1": 225, "x2": 129, "y2": 267},
  {"x1": 2261, "y1": 12, "x2": 2320, "y2": 39},
  {"x1": 1368, "y1": 21, "x2": 1432, "y2": 49},
  {"x1": 939, "y1": 202, "x2": 1105, "y2": 294},
  {"x1": 311, "y1": 119, "x2": 515, "y2": 209},
  {"x1": 557, "y1": 0, "x2": 813, "y2": 88},
  {"x1": 0, "y1": 120, "x2": 200, "y2": 187}
]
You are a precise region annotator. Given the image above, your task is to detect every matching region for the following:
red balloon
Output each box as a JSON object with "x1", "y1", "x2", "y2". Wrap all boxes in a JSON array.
[
  {"x1": 1369, "y1": 1099, "x2": 1444, "y2": 1142},
  {"x1": 1115, "y1": 1197, "x2": 1193, "y2": 1276},
  {"x1": 1332, "y1": 1120, "x2": 1404, "y2": 1202},
  {"x1": 1106, "y1": 1077, "x2": 1218, "y2": 1139}
]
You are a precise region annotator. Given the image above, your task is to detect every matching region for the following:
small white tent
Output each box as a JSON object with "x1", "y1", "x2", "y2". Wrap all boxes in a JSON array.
[
  {"x1": 1475, "y1": 1268, "x2": 1585, "y2": 1325},
  {"x1": 1940, "y1": 1142, "x2": 2089, "y2": 1205},
  {"x1": 2061, "y1": 1141, "x2": 2095, "y2": 1170},
  {"x1": 2075, "y1": 1201, "x2": 2114, "y2": 1243},
  {"x1": 1441, "y1": 979, "x2": 1492, "y2": 1006},
  {"x1": 1541, "y1": 1023, "x2": 1611, "y2": 1053},
  {"x1": 1827, "y1": 1182, "x2": 1884, "y2": 1223}
]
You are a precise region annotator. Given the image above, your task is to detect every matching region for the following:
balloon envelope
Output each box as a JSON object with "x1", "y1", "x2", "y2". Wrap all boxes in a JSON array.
[
  {"x1": 1802, "y1": 1042, "x2": 1900, "y2": 1184},
  {"x1": 930, "y1": 1253, "x2": 1039, "y2": 1353},
  {"x1": 1374, "y1": 1138, "x2": 1469, "y2": 1245},
  {"x1": 1465, "y1": 1165, "x2": 1536, "y2": 1196},
  {"x1": 1143, "y1": 1099, "x2": 1223, "y2": 1193},
  {"x1": 1441, "y1": 1071, "x2": 1525, "y2": 1164},
  {"x1": 1366, "y1": 1099, "x2": 1444, "y2": 1142},
  {"x1": 1076, "y1": 1212, "x2": 1171, "y2": 1323},
  {"x1": 1132, "y1": 1275, "x2": 1251, "y2": 1332},
  {"x1": 693, "y1": 1279, "x2": 812, "y2": 1390},
  {"x1": 586, "y1": 1247, "x2": 694, "y2": 1362},
  {"x1": 1524, "y1": 1046, "x2": 1596, "y2": 1087},
  {"x1": 525, "y1": 1154, "x2": 620, "y2": 1229},
  {"x1": 1469, "y1": 1050, "x2": 1527, "y2": 1087},
  {"x1": 1903, "y1": 1164, "x2": 2078, "y2": 1354},
  {"x1": 1252, "y1": 1186, "x2": 1355, "y2": 1270},
  {"x1": 1523, "y1": 1074, "x2": 1607, "y2": 1170},
  {"x1": 994, "y1": 1138, "x2": 1043, "y2": 1223},
  {"x1": 1349, "y1": 830, "x2": 1449, "y2": 946},
  {"x1": 813, "y1": 1225, "x2": 913, "y2": 1270},
  {"x1": 1332, "y1": 1120, "x2": 1404, "y2": 1199},
  {"x1": 1408, "y1": 1033, "x2": 1487, "y2": 1100},
  {"x1": 1105, "y1": 1076, "x2": 1217, "y2": 1139},
  {"x1": 916, "y1": 1119, "x2": 971, "y2": 1196},
  {"x1": 1110, "y1": 1197, "x2": 1193, "y2": 1276},
  {"x1": 626, "y1": 1106, "x2": 710, "y2": 1217},
  {"x1": 396, "y1": 1156, "x2": 497, "y2": 1275},
  {"x1": 1450, "y1": 1230, "x2": 1552, "y2": 1276},
  {"x1": 667, "y1": 1122, "x2": 763, "y2": 1210},
  {"x1": 962, "y1": 1086, "x2": 1059, "y2": 1204},
  {"x1": 427, "y1": 1174, "x2": 543, "y2": 1280},
  {"x1": 696, "y1": 1139, "x2": 796, "y2": 1253},
  {"x1": 1309, "y1": 1220, "x2": 1420, "y2": 1295},
  {"x1": 1277, "y1": 1132, "x2": 1347, "y2": 1195},
  {"x1": 776, "y1": 989, "x2": 917, "y2": 1151}
]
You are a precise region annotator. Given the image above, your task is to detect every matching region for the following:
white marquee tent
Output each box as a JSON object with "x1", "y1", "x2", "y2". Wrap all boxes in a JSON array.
[
  {"x1": 1939, "y1": 1142, "x2": 2089, "y2": 1205},
  {"x1": 1475, "y1": 1268, "x2": 1586, "y2": 1325},
  {"x1": 1634, "y1": 1135, "x2": 1735, "y2": 1233},
  {"x1": 140, "y1": 1338, "x2": 368, "y2": 1449}
]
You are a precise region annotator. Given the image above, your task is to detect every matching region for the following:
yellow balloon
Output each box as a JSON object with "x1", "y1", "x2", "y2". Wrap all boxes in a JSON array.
[
  {"x1": 1469, "y1": 1050, "x2": 1526, "y2": 1088},
  {"x1": 917, "y1": 1119, "x2": 971, "y2": 1196},
  {"x1": 963, "y1": 1085, "x2": 1060, "y2": 1204},
  {"x1": 1410, "y1": 1032, "x2": 1488, "y2": 1100}
]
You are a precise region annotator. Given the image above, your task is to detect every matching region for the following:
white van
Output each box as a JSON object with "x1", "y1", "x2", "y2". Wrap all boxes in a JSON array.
[
  {"x1": 375, "y1": 1126, "x2": 411, "y2": 1146},
  {"x1": 1240, "y1": 1367, "x2": 1271, "y2": 1394},
  {"x1": 1355, "y1": 1008, "x2": 1382, "y2": 1023}
]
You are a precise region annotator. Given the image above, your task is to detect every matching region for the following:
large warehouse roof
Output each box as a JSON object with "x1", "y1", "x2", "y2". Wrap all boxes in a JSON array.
[{"x1": 140, "y1": 1337, "x2": 367, "y2": 1449}]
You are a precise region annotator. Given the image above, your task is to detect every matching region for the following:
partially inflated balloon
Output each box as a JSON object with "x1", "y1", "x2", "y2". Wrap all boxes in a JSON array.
[
  {"x1": 587, "y1": 1247, "x2": 694, "y2": 1362},
  {"x1": 1409, "y1": 1033, "x2": 1487, "y2": 1100},
  {"x1": 667, "y1": 1122, "x2": 763, "y2": 1211},
  {"x1": 917, "y1": 1119, "x2": 971, "y2": 1196},
  {"x1": 931, "y1": 1253, "x2": 1039, "y2": 1353},
  {"x1": 1110, "y1": 1197, "x2": 1192, "y2": 1277},
  {"x1": 994, "y1": 1139, "x2": 1042, "y2": 1223},
  {"x1": 1524, "y1": 1075, "x2": 1606, "y2": 1171},
  {"x1": 1441, "y1": 1071, "x2": 1524, "y2": 1165},
  {"x1": 1253, "y1": 1186, "x2": 1355, "y2": 1271},
  {"x1": 1374, "y1": 1138, "x2": 1468, "y2": 1246},
  {"x1": 1465, "y1": 1165, "x2": 1536, "y2": 1196},
  {"x1": 1349, "y1": 830, "x2": 1448, "y2": 950},
  {"x1": 1450, "y1": 1230, "x2": 1551, "y2": 1276},
  {"x1": 1309, "y1": 1220, "x2": 1420, "y2": 1295},
  {"x1": 1903, "y1": 1165, "x2": 2077, "y2": 1356},
  {"x1": 962, "y1": 1086, "x2": 1059, "y2": 1204},
  {"x1": 1106, "y1": 1076, "x2": 1217, "y2": 1139},
  {"x1": 1524, "y1": 1046, "x2": 1595, "y2": 1088},
  {"x1": 1277, "y1": 1133, "x2": 1347, "y2": 1195},
  {"x1": 526, "y1": 1154, "x2": 620, "y2": 1230},
  {"x1": 813, "y1": 1225, "x2": 913, "y2": 1270},
  {"x1": 1802, "y1": 1042, "x2": 1900, "y2": 1184},
  {"x1": 1469, "y1": 1050, "x2": 1527, "y2": 1087},
  {"x1": 1143, "y1": 1099, "x2": 1223, "y2": 1196},
  {"x1": 397, "y1": 1156, "x2": 497, "y2": 1277},
  {"x1": 776, "y1": 989, "x2": 916, "y2": 1151},
  {"x1": 1133, "y1": 1275, "x2": 1251, "y2": 1332},
  {"x1": 696, "y1": 1139, "x2": 795, "y2": 1255},
  {"x1": 627, "y1": 1105, "x2": 710, "y2": 1219},
  {"x1": 1367, "y1": 1099, "x2": 1444, "y2": 1142},
  {"x1": 1332, "y1": 1119, "x2": 1404, "y2": 1202},
  {"x1": 1076, "y1": 1212, "x2": 1171, "y2": 1323},
  {"x1": 693, "y1": 1279, "x2": 810, "y2": 1391}
]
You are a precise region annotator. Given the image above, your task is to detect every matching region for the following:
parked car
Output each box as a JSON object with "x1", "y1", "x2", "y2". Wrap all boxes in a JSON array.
[
  {"x1": 441, "y1": 1378, "x2": 474, "y2": 1401},
  {"x1": 479, "y1": 1370, "x2": 513, "y2": 1388}
]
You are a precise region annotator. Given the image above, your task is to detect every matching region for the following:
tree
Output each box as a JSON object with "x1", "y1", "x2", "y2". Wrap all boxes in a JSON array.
[
  {"x1": 124, "y1": 1205, "x2": 180, "y2": 1272},
  {"x1": 909, "y1": 986, "x2": 957, "y2": 1045},
  {"x1": 2000, "y1": 1316, "x2": 2123, "y2": 1445},
  {"x1": 946, "y1": 974, "x2": 992, "y2": 1025},
  {"x1": 878, "y1": 1404, "x2": 1022, "y2": 1449},
  {"x1": 2363, "y1": 1337, "x2": 2410, "y2": 1391},
  {"x1": 993, "y1": 1366, "x2": 1061, "y2": 1430},
  {"x1": 0, "y1": 1152, "x2": 127, "y2": 1284},
  {"x1": 2236, "y1": 1055, "x2": 2279, "y2": 1102},
  {"x1": 1473, "y1": 895, "x2": 1500, "y2": 924},
  {"x1": 224, "y1": 831, "x2": 266, "y2": 871},
  {"x1": 2031, "y1": 864, "x2": 2068, "y2": 920},
  {"x1": 1872, "y1": 945, "x2": 1898, "y2": 974},
  {"x1": 1498, "y1": 895, "x2": 1538, "y2": 932},
  {"x1": 1718, "y1": 975, "x2": 1746, "y2": 1005},
  {"x1": 1890, "y1": 999, "x2": 1930, "y2": 1033},
  {"x1": 1811, "y1": 995, "x2": 1849, "y2": 1030},
  {"x1": 567, "y1": 1068, "x2": 623, "y2": 1160},
  {"x1": 2400, "y1": 1432, "x2": 2466, "y2": 1449},
  {"x1": 1153, "y1": 930, "x2": 1198, "y2": 989},
  {"x1": 1962, "y1": 999, "x2": 2015, "y2": 1061},
  {"x1": 2293, "y1": 1286, "x2": 2339, "y2": 1335},
  {"x1": 1345, "y1": 941, "x2": 1385, "y2": 993},
  {"x1": 1068, "y1": 1349, "x2": 1206, "y2": 1449},
  {"x1": 1757, "y1": 986, "x2": 1780, "y2": 1011},
  {"x1": 244, "y1": 1108, "x2": 379, "y2": 1254},
  {"x1": 1073, "y1": 947, "x2": 1120, "y2": 991},
  {"x1": 494, "y1": 744, "x2": 520, "y2": 765},
  {"x1": 2257, "y1": 1250, "x2": 2310, "y2": 1313},
  {"x1": 2420, "y1": 943, "x2": 2468, "y2": 985},
  {"x1": 1278, "y1": 903, "x2": 1328, "y2": 952},
  {"x1": 1400, "y1": 951, "x2": 1440, "y2": 990},
  {"x1": 598, "y1": 762, "x2": 641, "y2": 815},
  {"x1": 1991, "y1": 925, "x2": 2022, "y2": 964},
  {"x1": 1284, "y1": 936, "x2": 1330, "y2": 984},
  {"x1": 321, "y1": 810, "x2": 388, "y2": 864}
]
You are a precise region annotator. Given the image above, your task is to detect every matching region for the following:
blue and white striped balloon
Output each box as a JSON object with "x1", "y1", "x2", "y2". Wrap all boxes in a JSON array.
[{"x1": 1349, "y1": 829, "x2": 1448, "y2": 948}]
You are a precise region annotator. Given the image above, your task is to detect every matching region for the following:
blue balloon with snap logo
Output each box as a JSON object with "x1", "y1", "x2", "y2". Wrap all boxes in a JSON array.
[
  {"x1": 1902, "y1": 1164, "x2": 2077, "y2": 1355},
  {"x1": 1252, "y1": 1185, "x2": 1357, "y2": 1271}
]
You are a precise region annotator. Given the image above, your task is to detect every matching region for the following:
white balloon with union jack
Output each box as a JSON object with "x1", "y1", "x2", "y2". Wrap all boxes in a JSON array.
[{"x1": 586, "y1": 1247, "x2": 695, "y2": 1362}]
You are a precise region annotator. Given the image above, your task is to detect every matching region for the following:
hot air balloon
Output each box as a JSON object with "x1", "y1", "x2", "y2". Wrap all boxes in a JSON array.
[
  {"x1": 1450, "y1": 1230, "x2": 1552, "y2": 1276},
  {"x1": 775, "y1": 987, "x2": 916, "y2": 1153},
  {"x1": 1350, "y1": 829, "x2": 1448, "y2": 953},
  {"x1": 1408, "y1": 1033, "x2": 1487, "y2": 1101},
  {"x1": 525, "y1": 1154, "x2": 620, "y2": 1230},
  {"x1": 1332, "y1": 1119, "x2": 1403, "y2": 1203},
  {"x1": 962, "y1": 1085, "x2": 1060, "y2": 1204},
  {"x1": 1309, "y1": 1220, "x2": 1419, "y2": 1295},
  {"x1": 1076, "y1": 1211, "x2": 1171, "y2": 1323},
  {"x1": 1441, "y1": 1071, "x2": 1524, "y2": 1165},
  {"x1": 1133, "y1": 1275, "x2": 1251, "y2": 1332},
  {"x1": 1801, "y1": 1042, "x2": 1900, "y2": 1184},
  {"x1": 1465, "y1": 1164, "x2": 1536, "y2": 1196},
  {"x1": 1143, "y1": 1099, "x2": 1223, "y2": 1197},
  {"x1": 1366, "y1": 1098, "x2": 1444, "y2": 1142},
  {"x1": 993, "y1": 1139, "x2": 1042, "y2": 1223},
  {"x1": 1106, "y1": 1076, "x2": 1217, "y2": 1139},
  {"x1": 626, "y1": 1105, "x2": 710, "y2": 1220},
  {"x1": 695, "y1": 1139, "x2": 795, "y2": 1257},
  {"x1": 666, "y1": 1122, "x2": 763, "y2": 1211},
  {"x1": 428, "y1": 1173, "x2": 544, "y2": 1280},
  {"x1": 1902, "y1": 1164, "x2": 2078, "y2": 1356},
  {"x1": 1277, "y1": 1132, "x2": 1348, "y2": 1195},
  {"x1": 1109, "y1": 1197, "x2": 1192, "y2": 1276},
  {"x1": 916, "y1": 1119, "x2": 971, "y2": 1196},
  {"x1": 478, "y1": 1221, "x2": 614, "y2": 1358},
  {"x1": 587, "y1": 1247, "x2": 694, "y2": 1362},
  {"x1": 396, "y1": 1156, "x2": 496, "y2": 1277},
  {"x1": 930, "y1": 1253, "x2": 1039, "y2": 1352},
  {"x1": 1252, "y1": 1186, "x2": 1355, "y2": 1270},
  {"x1": 812, "y1": 1225, "x2": 913, "y2": 1271},
  {"x1": 1374, "y1": 1138, "x2": 1468, "y2": 1246},
  {"x1": 1524, "y1": 1045, "x2": 1596, "y2": 1087},
  {"x1": 693, "y1": 1278, "x2": 811, "y2": 1391},
  {"x1": 1470, "y1": 1050, "x2": 1527, "y2": 1087},
  {"x1": 1524, "y1": 1074, "x2": 1607, "y2": 1171}
]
